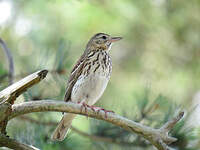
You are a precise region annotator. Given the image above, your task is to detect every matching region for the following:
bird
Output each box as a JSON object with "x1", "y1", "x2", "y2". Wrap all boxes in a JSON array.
[{"x1": 51, "y1": 33, "x2": 122, "y2": 141}]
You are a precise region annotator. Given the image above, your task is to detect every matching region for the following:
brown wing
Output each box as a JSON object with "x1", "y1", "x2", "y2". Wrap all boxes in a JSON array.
[{"x1": 64, "y1": 53, "x2": 87, "y2": 102}]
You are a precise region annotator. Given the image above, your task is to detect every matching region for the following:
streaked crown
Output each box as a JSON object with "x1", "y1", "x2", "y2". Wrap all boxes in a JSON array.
[{"x1": 86, "y1": 33, "x2": 122, "y2": 52}]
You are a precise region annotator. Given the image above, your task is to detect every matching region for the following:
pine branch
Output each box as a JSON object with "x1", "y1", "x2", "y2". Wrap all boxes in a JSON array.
[{"x1": 8, "y1": 100, "x2": 184, "y2": 150}]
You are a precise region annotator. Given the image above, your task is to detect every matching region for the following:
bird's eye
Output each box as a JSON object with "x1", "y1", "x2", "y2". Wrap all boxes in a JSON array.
[{"x1": 102, "y1": 36, "x2": 107, "y2": 39}]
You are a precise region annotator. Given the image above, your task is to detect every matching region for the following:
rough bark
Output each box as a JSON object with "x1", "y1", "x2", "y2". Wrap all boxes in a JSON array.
[{"x1": 9, "y1": 100, "x2": 183, "y2": 150}]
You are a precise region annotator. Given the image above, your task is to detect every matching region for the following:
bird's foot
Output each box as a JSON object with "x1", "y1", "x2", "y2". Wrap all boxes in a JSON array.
[
  {"x1": 77, "y1": 102, "x2": 114, "y2": 118},
  {"x1": 101, "y1": 108, "x2": 114, "y2": 118},
  {"x1": 79, "y1": 102, "x2": 89, "y2": 113},
  {"x1": 90, "y1": 106, "x2": 114, "y2": 118},
  {"x1": 78, "y1": 101, "x2": 90, "y2": 119},
  {"x1": 89, "y1": 106, "x2": 102, "y2": 112}
]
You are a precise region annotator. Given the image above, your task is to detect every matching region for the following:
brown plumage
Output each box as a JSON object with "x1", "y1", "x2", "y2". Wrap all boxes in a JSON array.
[{"x1": 51, "y1": 33, "x2": 122, "y2": 141}]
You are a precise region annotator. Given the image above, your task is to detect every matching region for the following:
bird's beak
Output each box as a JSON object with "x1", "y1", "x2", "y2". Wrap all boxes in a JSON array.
[{"x1": 110, "y1": 36, "x2": 123, "y2": 42}]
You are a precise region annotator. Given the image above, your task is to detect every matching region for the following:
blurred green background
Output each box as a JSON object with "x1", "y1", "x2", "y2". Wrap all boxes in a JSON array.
[{"x1": 0, "y1": 0, "x2": 200, "y2": 149}]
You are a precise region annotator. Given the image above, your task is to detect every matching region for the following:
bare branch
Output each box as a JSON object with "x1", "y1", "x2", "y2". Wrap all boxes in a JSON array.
[
  {"x1": 0, "y1": 133, "x2": 38, "y2": 150},
  {"x1": 8, "y1": 100, "x2": 183, "y2": 150},
  {"x1": 0, "y1": 38, "x2": 14, "y2": 85},
  {"x1": 0, "y1": 70, "x2": 48, "y2": 104},
  {"x1": 0, "y1": 70, "x2": 48, "y2": 135}
]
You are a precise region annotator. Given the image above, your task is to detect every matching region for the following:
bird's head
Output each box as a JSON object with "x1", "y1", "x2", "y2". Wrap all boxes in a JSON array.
[{"x1": 86, "y1": 33, "x2": 122, "y2": 52}]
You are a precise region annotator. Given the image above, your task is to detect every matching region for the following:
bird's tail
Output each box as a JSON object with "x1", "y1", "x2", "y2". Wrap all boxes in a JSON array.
[{"x1": 51, "y1": 113, "x2": 76, "y2": 141}]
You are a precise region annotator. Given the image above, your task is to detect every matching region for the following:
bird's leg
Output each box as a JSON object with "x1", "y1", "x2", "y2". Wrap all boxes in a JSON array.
[
  {"x1": 78, "y1": 101, "x2": 90, "y2": 117},
  {"x1": 82, "y1": 102, "x2": 93, "y2": 119}
]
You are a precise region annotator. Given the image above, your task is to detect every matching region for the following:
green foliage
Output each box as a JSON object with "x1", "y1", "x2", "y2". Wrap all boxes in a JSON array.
[
  {"x1": 0, "y1": 64, "x2": 7, "y2": 75},
  {"x1": 0, "y1": 0, "x2": 200, "y2": 149}
]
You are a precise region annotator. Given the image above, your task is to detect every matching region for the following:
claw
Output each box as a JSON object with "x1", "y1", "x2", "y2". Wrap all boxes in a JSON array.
[
  {"x1": 79, "y1": 102, "x2": 91, "y2": 119},
  {"x1": 78, "y1": 102, "x2": 114, "y2": 119},
  {"x1": 103, "y1": 109, "x2": 114, "y2": 118},
  {"x1": 90, "y1": 106, "x2": 102, "y2": 112},
  {"x1": 88, "y1": 106, "x2": 114, "y2": 118},
  {"x1": 80, "y1": 102, "x2": 88, "y2": 113}
]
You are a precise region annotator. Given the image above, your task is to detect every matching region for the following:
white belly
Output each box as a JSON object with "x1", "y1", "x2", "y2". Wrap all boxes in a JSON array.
[{"x1": 71, "y1": 74, "x2": 109, "y2": 105}]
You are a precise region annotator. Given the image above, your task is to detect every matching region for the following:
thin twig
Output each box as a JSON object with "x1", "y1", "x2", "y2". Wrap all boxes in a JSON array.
[
  {"x1": 0, "y1": 38, "x2": 14, "y2": 85},
  {"x1": 8, "y1": 100, "x2": 184, "y2": 150}
]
